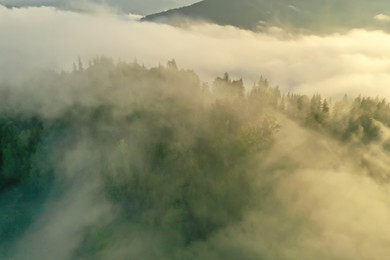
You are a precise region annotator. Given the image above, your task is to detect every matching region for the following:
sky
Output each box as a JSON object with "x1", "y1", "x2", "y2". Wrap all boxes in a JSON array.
[{"x1": 2, "y1": 4, "x2": 390, "y2": 98}]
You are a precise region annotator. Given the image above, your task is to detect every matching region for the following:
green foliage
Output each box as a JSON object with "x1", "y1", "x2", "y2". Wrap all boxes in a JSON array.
[
  {"x1": 213, "y1": 72, "x2": 245, "y2": 99},
  {"x1": 249, "y1": 76, "x2": 281, "y2": 109},
  {"x1": 104, "y1": 96, "x2": 278, "y2": 244},
  {"x1": 3, "y1": 58, "x2": 390, "y2": 258},
  {"x1": 277, "y1": 91, "x2": 390, "y2": 145},
  {"x1": 0, "y1": 116, "x2": 47, "y2": 192}
]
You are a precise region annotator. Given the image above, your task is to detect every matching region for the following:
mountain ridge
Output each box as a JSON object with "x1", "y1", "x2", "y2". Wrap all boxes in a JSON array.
[{"x1": 143, "y1": 0, "x2": 390, "y2": 34}]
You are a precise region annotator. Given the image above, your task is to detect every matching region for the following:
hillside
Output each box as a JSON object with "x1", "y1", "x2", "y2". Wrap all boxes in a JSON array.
[
  {"x1": 143, "y1": 0, "x2": 390, "y2": 33},
  {"x1": 2, "y1": 59, "x2": 390, "y2": 258}
]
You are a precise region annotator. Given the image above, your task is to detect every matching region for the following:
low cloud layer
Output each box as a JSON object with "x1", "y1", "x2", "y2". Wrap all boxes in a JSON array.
[{"x1": 2, "y1": 5, "x2": 390, "y2": 98}]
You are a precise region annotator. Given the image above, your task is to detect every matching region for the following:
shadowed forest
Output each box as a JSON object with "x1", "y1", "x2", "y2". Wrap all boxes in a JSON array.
[{"x1": 1, "y1": 58, "x2": 390, "y2": 259}]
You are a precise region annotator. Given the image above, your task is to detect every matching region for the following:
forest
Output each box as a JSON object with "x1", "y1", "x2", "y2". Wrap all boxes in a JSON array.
[{"x1": 1, "y1": 58, "x2": 390, "y2": 259}]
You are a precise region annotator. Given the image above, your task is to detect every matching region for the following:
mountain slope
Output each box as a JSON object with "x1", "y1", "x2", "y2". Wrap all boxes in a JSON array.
[
  {"x1": 143, "y1": 0, "x2": 390, "y2": 34},
  {"x1": 0, "y1": 0, "x2": 199, "y2": 15}
]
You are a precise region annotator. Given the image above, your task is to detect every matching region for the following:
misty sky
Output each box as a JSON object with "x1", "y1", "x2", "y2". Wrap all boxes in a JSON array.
[{"x1": 0, "y1": 0, "x2": 198, "y2": 14}]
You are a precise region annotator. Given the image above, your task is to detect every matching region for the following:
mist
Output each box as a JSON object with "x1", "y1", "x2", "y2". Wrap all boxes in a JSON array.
[
  {"x1": 2, "y1": 5, "x2": 390, "y2": 97},
  {"x1": 2, "y1": 3, "x2": 390, "y2": 260}
]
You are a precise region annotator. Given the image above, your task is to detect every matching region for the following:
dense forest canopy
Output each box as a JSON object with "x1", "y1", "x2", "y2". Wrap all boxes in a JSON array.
[{"x1": 1, "y1": 58, "x2": 390, "y2": 259}]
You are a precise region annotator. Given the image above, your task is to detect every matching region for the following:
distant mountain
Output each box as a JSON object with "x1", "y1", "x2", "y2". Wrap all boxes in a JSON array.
[
  {"x1": 0, "y1": 0, "x2": 199, "y2": 15},
  {"x1": 143, "y1": 0, "x2": 390, "y2": 34}
]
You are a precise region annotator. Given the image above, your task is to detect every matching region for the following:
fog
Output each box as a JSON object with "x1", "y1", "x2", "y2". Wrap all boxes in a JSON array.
[
  {"x1": 2, "y1": 5, "x2": 390, "y2": 98},
  {"x1": 2, "y1": 4, "x2": 390, "y2": 260}
]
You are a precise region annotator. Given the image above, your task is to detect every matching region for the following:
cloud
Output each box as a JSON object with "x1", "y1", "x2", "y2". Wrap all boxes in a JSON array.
[
  {"x1": 374, "y1": 13, "x2": 390, "y2": 22},
  {"x1": 252, "y1": 116, "x2": 390, "y2": 259},
  {"x1": 2, "y1": 5, "x2": 390, "y2": 99}
]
